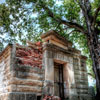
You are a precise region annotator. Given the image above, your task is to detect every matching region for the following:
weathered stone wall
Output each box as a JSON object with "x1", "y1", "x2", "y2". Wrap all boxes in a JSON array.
[
  {"x1": 72, "y1": 56, "x2": 90, "y2": 100},
  {"x1": 42, "y1": 43, "x2": 77, "y2": 99},
  {"x1": 0, "y1": 45, "x2": 12, "y2": 94},
  {"x1": 16, "y1": 42, "x2": 43, "y2": 68},
  {"x1": 42, "y1": 42, "x2": 92, "y2": 100},
  {"x1": 0, "y1": 43, "x2": 44, "y2": 100},
  {"x1": 9, "y1": 64, "x2": 44, "y2": 94},
  {"x1": 9, "y1": 43, "x2": 44, "y2": 94},
  {"x1": 0, "y1": 92, "x2": 37, "y2": 100},
  {"x1": 0, "y1": 45, "x2": 14, "y2": 100}
]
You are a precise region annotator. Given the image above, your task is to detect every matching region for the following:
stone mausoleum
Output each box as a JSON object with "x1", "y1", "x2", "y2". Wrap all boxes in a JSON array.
[{"x1": 0, "y1": 30, "x2": 92, "y2": 100}]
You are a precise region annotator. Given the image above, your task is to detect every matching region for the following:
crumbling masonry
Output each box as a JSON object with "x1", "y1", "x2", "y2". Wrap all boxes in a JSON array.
[{"x1": 0, "y1": 30, "x2": 93, "y2": 100}]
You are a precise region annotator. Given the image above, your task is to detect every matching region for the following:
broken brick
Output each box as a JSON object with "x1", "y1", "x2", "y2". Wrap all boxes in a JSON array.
[{"x1": 16, "y1": 42, "x2": 43, "y2": 68}]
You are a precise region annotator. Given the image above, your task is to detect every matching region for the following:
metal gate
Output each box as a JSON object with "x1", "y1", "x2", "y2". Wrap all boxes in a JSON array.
[{"x1": 54, "y1": 63, "x2": 64, "y2": 99}]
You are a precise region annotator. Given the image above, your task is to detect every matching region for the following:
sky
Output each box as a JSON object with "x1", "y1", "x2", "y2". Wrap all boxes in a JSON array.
[{"x1": 0, "y1": 0, "x2": 5, "y2": 4}]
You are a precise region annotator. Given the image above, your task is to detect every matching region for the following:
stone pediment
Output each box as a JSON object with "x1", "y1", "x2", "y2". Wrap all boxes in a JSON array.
[{"x1": 41, "y1": 30, "x2": 72, "y2": 50}]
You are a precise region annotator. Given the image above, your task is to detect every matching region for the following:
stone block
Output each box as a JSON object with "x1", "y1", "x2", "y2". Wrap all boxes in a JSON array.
[
  {"x1": 6, "y1": 92, "x2": 37, "y2": 100},
  {"x1": 77, "y1": 89, "x2": 88, "y2": 94},
  {"x1": 26, "y1": 93, "x2": 37, "y2": 100},
  {"x1": 16, "y1": 85, "x2": 42, "y2": 93},
  {"x1": 68, "y1": 57, "x2": 73, "y2": 63},
  {"x1": 44, "y1": 58, "x2": 54, "y2": 81},
  {"x1": 43, "y1": 80, "x2": 54, "y2": 95},
  {"x1": 43, "y1": 50, "x2": 53, "y2": 58},
  {"x1": 76, "y1": 84, "x2": 88, "y2": 89},
  {"x1": 64, "y1": 55, "x2": 69, "y2": 62},
  {"x1": 8, "y1": 93, "x2": 25, "y2": 100},
  {"x1": 64, "y1": 88, "x2": 69, "y2": 98},
  {"x1": 53, "y1": 52, "x2": 57, "y2": 59},
  {"x1": 16, "y1": 71, "x2": 43, "y2": 80},
  {"x1": 79, "y1": 95, "x2": 94, "y2": 100},
  {"x1": 69, "y1": 95, "x2": 78, "y2": 100},
  {"x1": 56, "y1": 52, "x2": 64, "y2": 61}
]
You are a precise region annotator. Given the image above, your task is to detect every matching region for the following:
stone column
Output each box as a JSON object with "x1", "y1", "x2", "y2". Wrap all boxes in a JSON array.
[
  {"x1": 43, "y1": 49, "x2": 54, "y2": 96},
  {"x1": 64, "y1": 60, "x2": 78, "y2": 100}
]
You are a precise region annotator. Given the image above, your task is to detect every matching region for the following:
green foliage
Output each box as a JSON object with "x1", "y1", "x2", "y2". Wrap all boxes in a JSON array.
[
  {"x1": 63, "y1": 0, "x2": 80, "y2": 21},
  {"x1": 0, "y1": 42, "x2": 4, "y2": 52}
]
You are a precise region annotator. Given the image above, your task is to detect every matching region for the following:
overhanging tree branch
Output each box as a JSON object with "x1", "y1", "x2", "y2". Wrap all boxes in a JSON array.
[
  {"x1": 38, "y1": 0, "x2": 87, "y2": 34},
  {"x1": 88, "y1": 72, "x2": 95, "y2": 79},
  {"x1": 93, "y1": 6, "x2": 100, "y2": 26},
  {"x1": 79, "y1": 0, "x2": 92, "y2": 23}
]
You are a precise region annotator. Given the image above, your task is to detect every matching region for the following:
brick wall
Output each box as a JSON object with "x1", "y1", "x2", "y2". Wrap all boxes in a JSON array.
[{"x1": 9, "y1": 42, "x2": 44, "y2": 95}]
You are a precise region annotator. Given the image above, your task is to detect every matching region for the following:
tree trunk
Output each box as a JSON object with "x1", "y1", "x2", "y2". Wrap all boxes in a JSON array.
[{"x1": 87, "y1": 31, "x2": 100, "y2": 99}]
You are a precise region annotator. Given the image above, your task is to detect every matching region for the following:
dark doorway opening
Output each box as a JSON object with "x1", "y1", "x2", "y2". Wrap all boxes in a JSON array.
[{"x1": 54, "y1": 62, "x2": 64, "y2": 99}]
